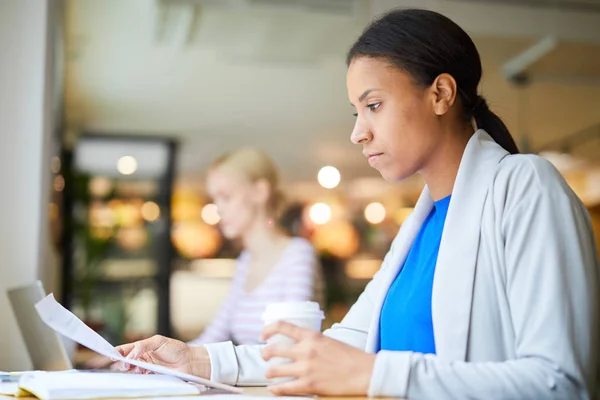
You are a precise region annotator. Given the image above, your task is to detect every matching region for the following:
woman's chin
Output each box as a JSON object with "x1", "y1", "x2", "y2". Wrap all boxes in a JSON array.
[
  {"x1": 379, "y1": 168, "x2": 413, "y2": 183},
  {"x1": 219, "y1": 226, "x2": 239, "y2": 240}
]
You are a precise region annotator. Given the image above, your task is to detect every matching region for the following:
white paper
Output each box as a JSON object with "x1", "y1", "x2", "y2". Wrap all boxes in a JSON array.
[
  {"x1": 35, "y1": 294, "x2": 242, "y2": 394},
  {"x1": 35, "y1": 295, "x2": 121, "y2": 359},
  {"x1": 206, "y1": 397, "x2": 312, "y2": 400},
  {"x1": 0, "y1": 381, "x2": 19, "y2": 396},
  {"x1": 146, "y1": 397, "x2": 311, "y2": 400}
]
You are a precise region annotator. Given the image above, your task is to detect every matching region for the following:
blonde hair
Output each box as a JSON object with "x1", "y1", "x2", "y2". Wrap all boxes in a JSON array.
[{"x1": 209, "y1": 147, "x2": 285, "y2": 218}]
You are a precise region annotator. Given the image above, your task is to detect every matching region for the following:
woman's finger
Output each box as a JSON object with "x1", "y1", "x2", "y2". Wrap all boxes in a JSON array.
[
  {"x1": 84, "y1": 355, "x2": 112, "y2": 369},
  {"x1": 115, "y1": 342, "x2": 136, "y2": 357},
  {"x1": 265, "y1": 361, "x2": 304, "y2": 380},
  {"x1": 117, "y1": 360, "x2": 134, "y2": 371},
  {"x1": 118, "y1": 335, "x2": 167, "y2": 358},
  {"x1": 261, "y1": 321, "x2": 316, "y2": 342},
  {"x1": 268, "y1": 377, "x2": 312, "y2": 396},
  {"x1": 132, "y1": 352, "x2": 159, "y2": 374},
  {"x1": 261, "y1": 343, "x2": 297, "y2": 361},
  {"x1": 117, "y1": 344, "x2": 141, "y2": 371}
]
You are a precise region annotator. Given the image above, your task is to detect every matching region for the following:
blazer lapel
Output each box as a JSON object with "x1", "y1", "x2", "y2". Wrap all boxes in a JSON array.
[{"x1": 432, "y1": 130, "x2": 509, "y2": 362}]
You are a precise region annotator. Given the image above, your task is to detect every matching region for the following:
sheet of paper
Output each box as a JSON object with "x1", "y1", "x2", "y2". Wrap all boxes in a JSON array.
[
  {"x1": 35, "y1": 294, "x2": 120, "y2": 359},
  {"x1": 146, "y1": 397, "x2": 311, "y2": 400},
  {"x1": 206, "y1": 396, "x2": 312, "y2": 400},
  {"x1": 35, "y1": 294, "x2": 242, "y2": 394},
  {"x1": 0, "y1": 381, "x2": 19, "y2": 396}
]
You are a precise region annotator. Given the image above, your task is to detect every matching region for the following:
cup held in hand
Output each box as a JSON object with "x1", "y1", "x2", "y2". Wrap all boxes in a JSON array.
[{"x1": 262, "y1": 301, "x2": 325, "y2": 383}]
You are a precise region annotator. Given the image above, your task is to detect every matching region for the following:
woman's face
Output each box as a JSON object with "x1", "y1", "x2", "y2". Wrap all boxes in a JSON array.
[
  {"x1": 206, "y1": 167, "x2": 266, "y2": 239},
  {"x1": 347, "y1": 57, "x2": 443, "y2": 183}
]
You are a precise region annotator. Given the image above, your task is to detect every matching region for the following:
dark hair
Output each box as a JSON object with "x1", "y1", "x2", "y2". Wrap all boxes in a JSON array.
[{"x1": 347, "y1": 8, "x2": 519, "y2": 155}]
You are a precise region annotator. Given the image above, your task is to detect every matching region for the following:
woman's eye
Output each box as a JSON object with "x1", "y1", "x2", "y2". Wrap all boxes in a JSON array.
[
  {"x1": 352, "y1": 112, "x2": 358, "y2": 118},
  {"x1": 367, "y1": 102, "x2": 381, "y2": 112}
]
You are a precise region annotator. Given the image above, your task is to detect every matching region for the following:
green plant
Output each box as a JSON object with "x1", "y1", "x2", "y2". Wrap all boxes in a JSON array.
[{"x1": 70, "y1": 172, "x2": 115, "y2": 321}]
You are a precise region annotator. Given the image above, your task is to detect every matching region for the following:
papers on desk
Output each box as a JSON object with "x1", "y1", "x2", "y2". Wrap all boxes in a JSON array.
[
  {"x1": 7, "y1": 371, "x2": 205, "y2": 400},
  {"x1": 0, "y1": 382, "x2": 19, "y2": 397},
  {"x1": 148, "y1": 397, "x2": 310, "y2": 400},
  {"x1": 34, "y1": 294, "x2": 242, "y2": 394},
  {"x1": 205, "y1": 397, "x2": 311, "y2": 400}
]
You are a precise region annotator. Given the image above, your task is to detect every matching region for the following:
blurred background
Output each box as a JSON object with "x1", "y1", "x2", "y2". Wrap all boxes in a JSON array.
[{"x1": 1, "y1": 0, "x2": 600, "y2": 369}]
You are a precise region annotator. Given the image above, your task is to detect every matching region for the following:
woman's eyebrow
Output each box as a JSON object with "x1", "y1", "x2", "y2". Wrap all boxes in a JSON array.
[{"x1": 350, "y1": 88, "x2": 380, "y2": 107}]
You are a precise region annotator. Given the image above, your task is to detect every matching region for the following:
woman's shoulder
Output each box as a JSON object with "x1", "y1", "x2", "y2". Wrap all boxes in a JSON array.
[
  {"x1": 491, "y1": 153, "x2": 580, "y2": 213},
  {"x1": 285, "y1": 236, "x2": 317, "y2": 256},
  {"x1": 269, "y1": 237, "x2": 318, "y2": 278},
  {"x1": 496, "y1": 153, "x2": 564, "y2": 188}
]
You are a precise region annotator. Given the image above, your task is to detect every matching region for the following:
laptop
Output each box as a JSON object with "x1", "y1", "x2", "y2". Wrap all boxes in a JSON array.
[{"x1": 7, "y1": 281, "x2": 73, "y2": 371}]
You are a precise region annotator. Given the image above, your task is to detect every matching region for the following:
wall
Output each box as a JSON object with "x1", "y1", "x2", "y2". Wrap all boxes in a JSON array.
[{"x1": 0, "y1": 0, "x2": 55, "y2": 370}]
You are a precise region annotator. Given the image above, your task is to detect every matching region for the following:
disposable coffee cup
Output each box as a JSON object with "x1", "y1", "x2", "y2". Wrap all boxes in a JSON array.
[{"x1": 262, "y1": 301, "x2": 325, "y2": 383}]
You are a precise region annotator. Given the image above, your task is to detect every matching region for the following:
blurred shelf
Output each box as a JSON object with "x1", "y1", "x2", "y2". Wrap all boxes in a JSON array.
[{"x1": 93, "y1": 276, "x2": 158, "y2": 286}]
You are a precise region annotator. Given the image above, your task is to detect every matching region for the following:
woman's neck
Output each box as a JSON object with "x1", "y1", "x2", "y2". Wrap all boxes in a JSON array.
[
  {"x1": 420, "y1": 124, "x2": 474, "y2": 201},
  {"x1": 241, "y1": 217, "x2": 289, "y2": 262}
]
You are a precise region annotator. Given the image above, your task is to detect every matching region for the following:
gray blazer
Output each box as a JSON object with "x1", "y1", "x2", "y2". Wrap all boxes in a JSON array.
[{"x1": 205, "y1": 131, "x2": 600, "y2": 399}]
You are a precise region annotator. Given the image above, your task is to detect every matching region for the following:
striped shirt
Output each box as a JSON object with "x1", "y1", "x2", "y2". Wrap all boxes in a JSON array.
[{"x1": 188, "y1": 237, "x2": 323, "y2": 345}]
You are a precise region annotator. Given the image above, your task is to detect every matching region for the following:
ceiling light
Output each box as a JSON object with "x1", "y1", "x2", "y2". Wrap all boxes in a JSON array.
[
  {"x1": 117, "y1": 156, "x2": 138, "y2": 175},
  {"x1": 364, "y1": 202, "x2": 386, "y2": 224},
  {"x1": 309, "y1": 203, "x2": 332, "y2": 225},
  {"x1": 201, "y1": 203, "x2": 221, "y2": 225},
  {"x1": 317, "y1": 166, "x2": 341, "y2": 189}
]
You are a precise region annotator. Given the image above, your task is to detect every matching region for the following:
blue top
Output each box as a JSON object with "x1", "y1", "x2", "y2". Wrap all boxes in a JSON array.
[{"x1": 378, "y1": 195, "x2": 452, "y2": 354}]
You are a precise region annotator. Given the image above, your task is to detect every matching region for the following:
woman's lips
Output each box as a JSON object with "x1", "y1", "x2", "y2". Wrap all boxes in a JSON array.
[{"x1": 365, "y1": 152, "x2": 383, "y2": 166}]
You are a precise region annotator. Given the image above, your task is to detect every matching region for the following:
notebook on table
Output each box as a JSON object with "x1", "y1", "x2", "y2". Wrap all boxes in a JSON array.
[{"x1": 2, "y1": 371, "x2": 205, "y2": 400}]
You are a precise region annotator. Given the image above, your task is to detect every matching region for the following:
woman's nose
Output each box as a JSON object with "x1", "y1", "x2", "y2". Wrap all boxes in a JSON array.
[{"x1": 350, "y1": 118, "x2": 373, "y2": 145}]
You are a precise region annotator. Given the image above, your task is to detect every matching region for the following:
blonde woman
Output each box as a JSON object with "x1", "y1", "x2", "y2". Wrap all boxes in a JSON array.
[
  {"x1": 88, "y1": 148, "x2": 322, "y2": 368},
  {"x1": 187, "y1": 147, "x2": 323, "y2": 346}
]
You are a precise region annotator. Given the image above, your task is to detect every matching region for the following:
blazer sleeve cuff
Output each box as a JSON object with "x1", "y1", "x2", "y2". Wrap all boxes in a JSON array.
[
  {"x1": 204, "y1": 341, "x2": 239, "y2": 385},
  {"x1": 368, "y1": 350, "x2": 411, "y2": 398}
]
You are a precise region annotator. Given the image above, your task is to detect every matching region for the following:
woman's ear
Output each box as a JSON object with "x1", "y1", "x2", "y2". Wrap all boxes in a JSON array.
[
  {"x1": 252, "y1": 178, "x2": 271, "y2": 207},
  {"x1": 430, "y1": 73, "x2": 458, "y2": 116}
]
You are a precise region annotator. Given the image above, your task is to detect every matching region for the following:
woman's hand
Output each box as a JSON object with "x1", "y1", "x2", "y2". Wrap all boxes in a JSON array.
[
  {"x1": 84, "y1": 355, "x2": 120, "y2": 370},
  {"x1": 261, "y1": 322, "x2": 376, "y2": 396},
  {"x1": 115, "y1": 335, "x2": 211, "y2": 379}
]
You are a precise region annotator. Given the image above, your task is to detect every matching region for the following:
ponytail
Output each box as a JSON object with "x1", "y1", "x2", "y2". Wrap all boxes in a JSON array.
[{"x1": 472, "y1": 96, "x2": 520, "y2": 155}]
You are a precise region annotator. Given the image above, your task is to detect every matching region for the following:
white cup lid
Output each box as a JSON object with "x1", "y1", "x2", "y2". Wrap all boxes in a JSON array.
[{"x1": 262, "y1": 301, "x2": 324, "y2": 321}]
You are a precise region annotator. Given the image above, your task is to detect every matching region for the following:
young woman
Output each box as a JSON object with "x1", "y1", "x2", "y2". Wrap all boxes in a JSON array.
[
  {"x1": 114, "y1": 9, "x2": 599, "y2": 399},
  {"x1": 88, "y1": 148, "x2": 322, "y2": 368},
  {"x1": 186, "y1": 147, "x2": 323, "y2": 346}
]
